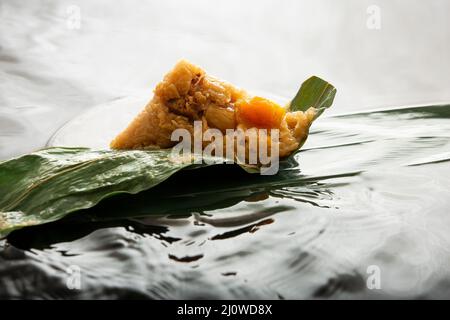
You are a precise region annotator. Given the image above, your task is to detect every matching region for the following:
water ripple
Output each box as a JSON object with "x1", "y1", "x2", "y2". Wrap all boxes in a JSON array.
[{"x1": 1, "y1": 104, "x2": 450, "y2": 299}]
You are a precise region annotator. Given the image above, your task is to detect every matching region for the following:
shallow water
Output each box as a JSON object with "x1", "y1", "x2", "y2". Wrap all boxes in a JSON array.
[{"x1": 1, "y1": 0, "x2": 450, "y2": 299}]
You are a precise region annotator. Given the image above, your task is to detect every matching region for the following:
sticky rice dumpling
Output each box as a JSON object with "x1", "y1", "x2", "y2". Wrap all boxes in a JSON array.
[{"x1": 110, "y1": 60, "x2": 316, "y2": 158}]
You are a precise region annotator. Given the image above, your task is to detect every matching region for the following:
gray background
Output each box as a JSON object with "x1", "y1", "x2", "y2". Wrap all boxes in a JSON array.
[{"x1": 1, "y1": 0, "x2": 449, "y2": 158}]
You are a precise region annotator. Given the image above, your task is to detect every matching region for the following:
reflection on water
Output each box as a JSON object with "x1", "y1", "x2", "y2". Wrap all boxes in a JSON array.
[{"x1": 1, "y1": 104, "x2": 450, "y2": 299}]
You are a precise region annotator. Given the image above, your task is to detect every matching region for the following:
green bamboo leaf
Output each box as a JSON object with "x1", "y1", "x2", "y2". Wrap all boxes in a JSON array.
[
  {"x1": 0, "y1": 147, "x2": 207, "y2": 238},
  {"x1": 289, "y1": 76, "x2": 337, "y2": 118}
]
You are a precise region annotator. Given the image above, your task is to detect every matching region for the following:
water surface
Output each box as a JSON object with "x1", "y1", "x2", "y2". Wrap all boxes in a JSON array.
[
  {"x1": 1, "y1": 104, "x2": 450, "y2": 299},
  {"x1": 1, "y1": 0, "x2": 450, "y2": 299}
]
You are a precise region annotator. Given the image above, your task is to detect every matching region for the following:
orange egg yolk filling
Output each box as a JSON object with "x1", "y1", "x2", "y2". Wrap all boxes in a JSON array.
[{"x1": 236, "y1": 96, "x2": 286, "y2": 129}]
